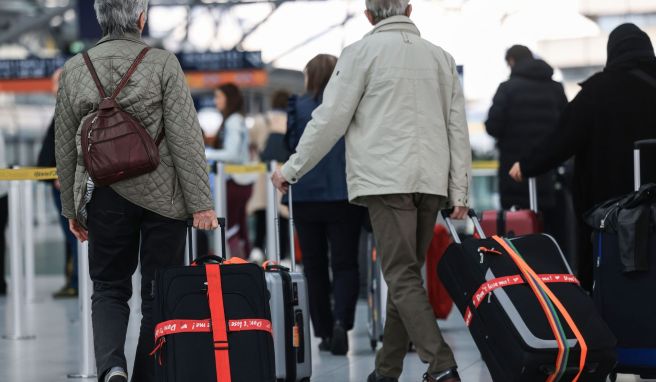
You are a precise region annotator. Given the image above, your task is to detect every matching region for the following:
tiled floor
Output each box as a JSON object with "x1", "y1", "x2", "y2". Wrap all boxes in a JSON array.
[{"x1": 0, "y1": 276, "x2": 648, "y2": 382}]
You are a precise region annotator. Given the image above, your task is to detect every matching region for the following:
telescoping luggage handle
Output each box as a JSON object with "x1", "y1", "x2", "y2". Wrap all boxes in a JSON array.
[
  {"x1": 440, "y1": 208, "x2": 487, "y2": 244},
  {"x1": 270, "y1": 161, "x2": 298, "y2": 273},
  {"x1": 186, "y1": 218, "x2": 227, "y2": 265},
  {"x1": 634, "y1": 139, "x2": 656, "y2": 191},
  {"x1": 528, "y1": 177, "x2": 538, "y2": 213}
]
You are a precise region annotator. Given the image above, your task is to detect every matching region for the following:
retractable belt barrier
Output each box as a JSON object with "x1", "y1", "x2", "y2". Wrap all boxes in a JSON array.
[{"x1": 0, "y1": 167, "x2": 58, "y2": 181}]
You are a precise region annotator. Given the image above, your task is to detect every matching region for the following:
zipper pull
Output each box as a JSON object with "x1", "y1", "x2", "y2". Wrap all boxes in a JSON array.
[{"x1": 480, "y1": 253, "x2": 484, "y2": 264}]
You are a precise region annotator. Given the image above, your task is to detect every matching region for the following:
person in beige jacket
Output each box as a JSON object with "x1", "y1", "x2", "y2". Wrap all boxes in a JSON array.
[{"x1": 271, "y1": 1, "x2": 471, "y2": 381}]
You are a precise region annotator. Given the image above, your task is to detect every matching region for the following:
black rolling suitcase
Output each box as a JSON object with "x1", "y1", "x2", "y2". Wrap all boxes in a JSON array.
[
  {"x1": 152, "y1": 218, "x2": 276, "y2": 381},
  {"x1": 438, "y1": 210, "x2": 616, "y2": 382},
  {"x1": 585, "y1": 139, "x2": 656, "y2": 381}
]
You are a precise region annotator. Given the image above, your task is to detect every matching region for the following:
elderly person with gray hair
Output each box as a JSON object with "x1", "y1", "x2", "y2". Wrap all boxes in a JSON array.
[
  {"x1": 271, "y1": 1, "x2": 470, "y2": 381},
  {"x1": 54, "y1": 1, "x2": 217, "y2": 381}
]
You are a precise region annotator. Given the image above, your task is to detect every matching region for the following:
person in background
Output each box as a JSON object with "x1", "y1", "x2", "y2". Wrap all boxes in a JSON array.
[
  {"x1": 55, "y1": 1, "x2": 217, "y2": 381},
  {"x1": 0, "y1": 130, "x2": 8, "y2": 295},
  {"x1": 271, "y1": 1, "x2": 471, "y2": 380},
  {"x1": 285, "y1": 54, "x2": 366, "y2": 356},
  {"x1": 510, "y1": 23, "x2": 656, "y2": 292},
  {"x1": 485, "y1": 45, "x2": 568, "y2": 242},
  {"x1": 247, "y1": 90, "x2": 291, "y2": 262},
  {"x1": 37, "y1": 68, "x2": 79, "y2": 298},
  {"x1": 206, "y1": 83, "x2": 253, "y2": 259}
]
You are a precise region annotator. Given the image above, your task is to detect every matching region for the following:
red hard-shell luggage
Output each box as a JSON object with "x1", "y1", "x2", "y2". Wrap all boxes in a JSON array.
[
  {"x1": 481, "y1": 178, "x2": 543, "y2": 236},
  {"x1": 425, "y1": 225, "x2": 453, "y2": 319}
]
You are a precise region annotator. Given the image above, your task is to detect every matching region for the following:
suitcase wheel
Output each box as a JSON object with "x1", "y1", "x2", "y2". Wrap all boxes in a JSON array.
[
  {"x1": 370, "y1": 339, "x2": 377, "y2": 351},
  {"x1": 299, "y1": 379, "x2": 310, "y2": 382}
]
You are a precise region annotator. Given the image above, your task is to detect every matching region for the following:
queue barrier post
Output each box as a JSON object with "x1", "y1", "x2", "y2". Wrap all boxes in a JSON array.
[
  {"x1": 3, "y1": 180, "x2": 35, "y2": 340},
  {"x1": 22, "y1": 180, "x2": 36, "y2": 303},
  {"x1": 68, "y1": 241, "x2": 96, "y2": 379}
]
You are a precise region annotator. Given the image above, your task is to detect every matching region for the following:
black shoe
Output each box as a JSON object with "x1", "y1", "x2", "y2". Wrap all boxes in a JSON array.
[
  {"x1": 330, "y1": 321, "x2": 348, "y2": 355},
  {"x1": 318, "y1": 337, "x2": 331, "y2": 352},
  {"x1": 423, "y1": 368, "x2": 461, "y2": 382},
  {"x1": 367, "y1": 371, "x2": 398, "y2": 382}
]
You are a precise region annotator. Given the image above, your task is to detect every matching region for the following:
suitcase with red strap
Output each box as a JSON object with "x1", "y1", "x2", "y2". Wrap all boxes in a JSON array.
[
  {"x1": 152, "y1": 219, "x2": 276, "y2": 381},
  {"x1": 438, "y1": 210, "x2": 615, "y2": 381},
  {"x1": 481, "y1": 178, "x2": 543, "y2": 237}
]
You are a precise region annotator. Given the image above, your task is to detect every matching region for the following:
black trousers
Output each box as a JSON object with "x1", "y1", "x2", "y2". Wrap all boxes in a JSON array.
[
  {"x1": 87, "y1": 187, "x2": 186, "y2": 382},
  {"x1": 294, "y1": 201, "x2": 365, "y2": 338},
  {"x1": 253, "y1": 209, "x2": 289, "y2": 259}
]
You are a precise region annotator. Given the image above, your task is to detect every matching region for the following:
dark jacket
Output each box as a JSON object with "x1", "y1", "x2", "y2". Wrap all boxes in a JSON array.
[
  {"x1": 37, "y1": 119, "x2": 56, "y2": 169},
  {"x1": 486, "y1": 59, "x2": 568, "y2": 209},
  {"x1": 284, "y1": 94, "x2": 348, "y2": 203},
  {"x1": 520, "y1": 58, "x2": 656, "y2": 219}
]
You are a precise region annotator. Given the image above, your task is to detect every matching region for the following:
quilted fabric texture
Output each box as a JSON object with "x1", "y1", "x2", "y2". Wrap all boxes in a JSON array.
[{"x1": 54, "y1": 34, "x2": 213, "y2": 223}]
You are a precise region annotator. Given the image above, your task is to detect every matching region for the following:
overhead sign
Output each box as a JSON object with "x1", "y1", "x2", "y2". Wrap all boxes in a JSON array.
[
  {"x1": 0, "y1": 57, "x2": 68, "y2": 80},
  {"x1": 176, "y1": 51, "x2": 264, "y2": 71}
]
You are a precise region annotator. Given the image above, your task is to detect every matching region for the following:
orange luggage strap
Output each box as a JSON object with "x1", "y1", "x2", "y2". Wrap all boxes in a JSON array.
[
  {"x1": 492, "y1": 236, "x2": 588, "y2": 382},
  {"x1": 463, "y1": 273, "x2": 580, "y2": 326},
  {"x1": 206, "y1": 264, "x2": 232, "y2": 382}
]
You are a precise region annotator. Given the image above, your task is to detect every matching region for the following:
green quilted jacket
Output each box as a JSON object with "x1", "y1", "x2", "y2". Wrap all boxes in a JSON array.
[{"x1": 54, "y1": 33, "x2": 213, "y2": 225}]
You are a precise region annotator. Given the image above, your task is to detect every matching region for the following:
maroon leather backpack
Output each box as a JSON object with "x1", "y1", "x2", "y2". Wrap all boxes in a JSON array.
[{"x1": 81, "y1": 47, "x2": 164, "y2": 186}]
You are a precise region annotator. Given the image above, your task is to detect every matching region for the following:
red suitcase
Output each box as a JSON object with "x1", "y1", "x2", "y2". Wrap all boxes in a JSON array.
[{"x1": 481, "y1": 178, "x2": 543, "y2": 237}]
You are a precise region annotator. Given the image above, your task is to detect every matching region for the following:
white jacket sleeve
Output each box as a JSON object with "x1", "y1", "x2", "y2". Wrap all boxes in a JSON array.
[
  {"x1": 281, "y1": 46, "x2": 366, "y2": 183},
  {"x1": 445, "y1": 56, "x2": 472, "y2": 207},
  {"x1": 205, "y1": 116, "x2": 245, "y2": 163}
]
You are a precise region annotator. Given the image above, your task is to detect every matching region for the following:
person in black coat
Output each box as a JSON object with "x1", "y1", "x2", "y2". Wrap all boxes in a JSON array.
[
  {"x1": 486, "y1": 45, "x2": 568, "y2": 224},
  {"x1": 37, "y1": 68, "x2": 79, "y2": 298},
  {"x1": 510, "y1": 23, "x2": 656, "y2": 291}
]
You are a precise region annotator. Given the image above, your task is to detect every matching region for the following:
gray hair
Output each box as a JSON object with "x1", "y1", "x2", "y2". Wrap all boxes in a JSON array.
[
  {"x1": 365, "y1": 0, "x2": 410, "y2": 23},
  {"x1": 94, "y1": 0, "x2": 149, "y2": 37}
]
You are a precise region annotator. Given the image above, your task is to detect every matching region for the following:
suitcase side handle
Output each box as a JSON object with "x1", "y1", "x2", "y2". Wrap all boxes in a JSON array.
[{"x1": 440, "y1": 208, "x2": 487, "y2": 244}]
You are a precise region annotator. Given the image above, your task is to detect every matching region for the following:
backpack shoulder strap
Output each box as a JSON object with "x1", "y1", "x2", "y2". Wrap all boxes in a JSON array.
[
  {"x1": 110, "y1": 47, "x2": 151, "y2": 100},
  {"x1": 82, "y1": 52, "x2": 107, "y2": 99}
]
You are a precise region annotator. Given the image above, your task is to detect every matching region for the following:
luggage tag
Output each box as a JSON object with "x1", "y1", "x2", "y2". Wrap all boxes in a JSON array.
[{"x1": 477, "y1": 246, "x2": 504, "y2": 303}]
